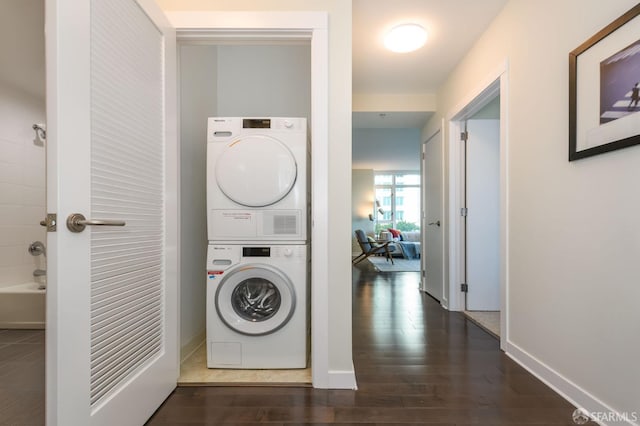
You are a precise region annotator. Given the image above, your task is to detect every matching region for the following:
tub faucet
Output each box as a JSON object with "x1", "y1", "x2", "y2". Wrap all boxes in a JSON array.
[
  {"x1": 33, "y1": 269, "x2": 46, "y2": 277},
  {"x1": 28, "y1": 241, "x2": 46, "y2": 257}
]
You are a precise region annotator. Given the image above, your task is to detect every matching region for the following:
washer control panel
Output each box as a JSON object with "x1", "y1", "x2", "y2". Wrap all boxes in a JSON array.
[{"x1": 207, "y1": 244, "x2": 307, "y2": 274}]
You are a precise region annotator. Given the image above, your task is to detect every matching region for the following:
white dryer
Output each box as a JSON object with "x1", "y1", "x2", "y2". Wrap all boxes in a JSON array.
[
  {"x1": 206, "y1": 243, "x2": 308, "y2": 369},
  {"x1": 207, "y1": 117, "x2": 308, "y2": 243}
]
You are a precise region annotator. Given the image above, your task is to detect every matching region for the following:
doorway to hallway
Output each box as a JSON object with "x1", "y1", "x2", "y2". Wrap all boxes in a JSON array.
[{"x1": 447, "y1": 67, "x2": 508, "y2": 346}]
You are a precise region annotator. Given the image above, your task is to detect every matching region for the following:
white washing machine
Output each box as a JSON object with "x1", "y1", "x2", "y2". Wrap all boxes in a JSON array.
[
  {"x1": 206, "y1": 243, "x2": 308, "y2": 369},
  {"x1": 207, "y1": 117, "x2": 308, "y2": 243}
]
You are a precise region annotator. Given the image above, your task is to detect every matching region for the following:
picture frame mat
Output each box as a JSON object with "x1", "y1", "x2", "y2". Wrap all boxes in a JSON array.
[{"x1": 575, "y1": 13, "x2": 640, "y2": 152}]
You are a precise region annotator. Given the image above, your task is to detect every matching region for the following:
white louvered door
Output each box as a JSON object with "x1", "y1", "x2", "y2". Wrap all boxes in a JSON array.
[{"x1": 45, "y1": 0, "x2": 177, "y2": 425}]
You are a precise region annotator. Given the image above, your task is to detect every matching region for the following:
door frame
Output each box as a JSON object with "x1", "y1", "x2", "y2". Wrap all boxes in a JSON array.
[
  {"x1": 446, "y1": 60, "x2": 509, "y2": 348},
  {"x1": 165, "y1": 11, "x2": 339, "y2": 388}
]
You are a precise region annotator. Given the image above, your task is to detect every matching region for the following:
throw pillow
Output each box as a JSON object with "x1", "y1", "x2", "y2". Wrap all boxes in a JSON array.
[{"x1": 388, "y1": 228, "x2": 401, "y2": 238}]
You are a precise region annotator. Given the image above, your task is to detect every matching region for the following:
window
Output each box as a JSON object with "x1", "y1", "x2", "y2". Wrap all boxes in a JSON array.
[
  {"x1": 374, "y1": 174, "x2": 393, "y2": 185},
  {"x1": 374, "y1": 172, "x2": 420, "y2": 233}
]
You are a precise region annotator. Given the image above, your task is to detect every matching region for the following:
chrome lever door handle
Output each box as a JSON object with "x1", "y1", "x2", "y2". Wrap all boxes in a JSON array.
[
  {"x1": 428, "y1": 220, "x2": 441, "y2": 227},
  {"x1": 66, "y1": 213, "x2": 126, "y2": 233}
]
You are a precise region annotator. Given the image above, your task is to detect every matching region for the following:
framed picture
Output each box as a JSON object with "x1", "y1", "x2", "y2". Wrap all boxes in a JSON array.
[{"x1": 569, "y1": 4, "x2": 640, "y2": 161}]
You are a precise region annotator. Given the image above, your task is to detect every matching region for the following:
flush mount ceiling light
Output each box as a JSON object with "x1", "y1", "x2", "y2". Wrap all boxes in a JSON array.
[{"x1": 384, "y1": 23, "x2": 427, "y2": 53}]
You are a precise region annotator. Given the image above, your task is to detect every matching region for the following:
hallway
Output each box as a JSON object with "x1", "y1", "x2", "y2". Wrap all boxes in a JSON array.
[{"x1": 147, "y1": 263, "x2": 587, "y2": 424}]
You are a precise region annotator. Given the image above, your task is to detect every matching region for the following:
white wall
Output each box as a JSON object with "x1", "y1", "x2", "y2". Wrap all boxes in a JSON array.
[
  {"x1": 178, "y1": 45, "x2": 217, "y2": 355},
  {"x1": 0, "y1": 0, "x2": 46, "y2": 290},
  {"x1": 0, "y1": 83, "x2": 46, "y2": 289},
  {"x1": 351, "y1": 169, "x2": 373, "y2": 253},
  {"x1": 0, "y1": 0, "x2": 46, "y2": 100},
  {"x1": 352, "y1": 128, "x2": 421, "y2": 170},
  {"x1": 217, "y1": 45, "x2": 310, "y2": 117},
  {"x1": 425, "y1": 0, "x2": 640, "y2": 419},
  {"x1": 178, "y1": 43, "x2": 312, "y2": 355},
  {"x1": 161, "y1": 0, "x2": 354, "y2": 380}
]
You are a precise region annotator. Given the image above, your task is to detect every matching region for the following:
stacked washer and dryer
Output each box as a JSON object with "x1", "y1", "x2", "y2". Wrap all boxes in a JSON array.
[{"x1": 206, "y1": 117, "x2": 309, "y2": 369}]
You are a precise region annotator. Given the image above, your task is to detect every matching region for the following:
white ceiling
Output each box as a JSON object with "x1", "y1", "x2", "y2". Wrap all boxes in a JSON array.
[
  {"x1": 352, "y1": 0, "x2": 507, "y2": 128},
  {"x1": 0, "y1": 1, "x2": 45, "y2": 99},
  {"x1": 1, "y1": 0, "x2": 506, "y2": 125},
  {"x1": 353, "y1": 0, "x2": 508, "y2": 96}
]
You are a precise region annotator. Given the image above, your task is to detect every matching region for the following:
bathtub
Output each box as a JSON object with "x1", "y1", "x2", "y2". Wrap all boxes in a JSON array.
[{"x1": 0, "y1": 282, "x2": 45, "y2": 329}]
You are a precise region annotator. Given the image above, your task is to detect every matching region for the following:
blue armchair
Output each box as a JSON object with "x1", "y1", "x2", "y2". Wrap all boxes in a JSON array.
[{"x1": 352, "y1": 229, "x2": 397, "y2": 265}]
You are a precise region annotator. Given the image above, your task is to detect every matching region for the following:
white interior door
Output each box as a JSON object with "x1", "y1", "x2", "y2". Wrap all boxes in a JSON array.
[
  {"x1": 465, "y1": 119, "x2": 500, "y2": 311},
  {"x1": 45, "y1": 0, "x2": 177, "y2": 425},
  {"x1": 423, "y1": 131, "x2": 444, "y2": 302}
]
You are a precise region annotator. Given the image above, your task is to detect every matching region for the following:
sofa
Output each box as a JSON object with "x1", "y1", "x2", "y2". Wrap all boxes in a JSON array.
[
  {"x1": 400, "y1": 230, "x2": 420, "y2": 242},
  {"x1": 379, "y1": 229, "x2": 421, "y2": 259}
]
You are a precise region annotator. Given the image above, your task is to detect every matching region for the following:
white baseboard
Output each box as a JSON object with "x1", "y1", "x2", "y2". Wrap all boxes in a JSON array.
[
  {"x1": 323, "y1": 364, "x2": 357, "y2": 390},
  {"x1": 505, "y1": 340, "x2": 638, "y2": 426},
  {"x1": 180, "y1": 330, "x2": 205, "y2": 364}
]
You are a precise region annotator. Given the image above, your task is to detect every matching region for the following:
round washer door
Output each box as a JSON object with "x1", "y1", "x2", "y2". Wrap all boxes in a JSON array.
[
  {"x1": 215, "y1": 135, "x2": 297, "y2": 207},
  {"x1": 215, "y1": 264, "x2": 296, "y2": 336}
]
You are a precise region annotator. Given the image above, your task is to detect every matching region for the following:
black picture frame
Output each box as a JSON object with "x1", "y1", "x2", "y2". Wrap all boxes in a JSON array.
[{"x1": 569, "y1": 4, "x2": 640, "y2": 161}]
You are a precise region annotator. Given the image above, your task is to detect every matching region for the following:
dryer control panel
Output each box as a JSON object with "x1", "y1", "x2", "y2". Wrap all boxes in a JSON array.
[{"x1": 208, "y1": 117, "x2": 306, "y2": 142}]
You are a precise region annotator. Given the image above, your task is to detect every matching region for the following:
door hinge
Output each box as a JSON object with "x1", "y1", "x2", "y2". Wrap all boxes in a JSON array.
[
  {"x1": 422, "y1": 152, "x2": 425, "y2": 160},
  {"x1": 422, "y1": 270, "x2": 425, "y2": 278},
  {"x1": 461, "y1": 131, "x2": 468, "y2": 141},
  {"x1": 460, "y1": 207, "x2": 468, "y2": 217},
  {"x1": 40, "y1": 213, "x2": 57, "y2": 232},
  {"x1": 461, "y1": 283, "x2": 468, "y2": 292}
]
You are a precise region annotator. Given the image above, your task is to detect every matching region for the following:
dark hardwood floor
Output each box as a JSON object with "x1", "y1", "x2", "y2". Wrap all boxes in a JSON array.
[
  {"x1": 147, "y1": 263, "x2": 590, "y2": 425},
  {"x1": 0, "y1": 264, "x2": 592, "y2": 425}
]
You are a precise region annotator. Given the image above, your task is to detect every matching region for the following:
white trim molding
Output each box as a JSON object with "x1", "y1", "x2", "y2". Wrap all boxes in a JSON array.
[
  {"x1": 445, "y1": 60, "x2": 509, "y2": 352},
  {"x1": 166, "y1": 11, "x2": 327, "y2": 30},
  {"x1": 327, "y1": 365, "x2": 358, "y2": 390}
]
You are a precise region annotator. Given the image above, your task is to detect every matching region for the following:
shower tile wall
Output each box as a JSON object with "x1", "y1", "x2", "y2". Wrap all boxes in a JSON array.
[{"x1": 0, "y1": 83, "x2": 46, "y2": 288}]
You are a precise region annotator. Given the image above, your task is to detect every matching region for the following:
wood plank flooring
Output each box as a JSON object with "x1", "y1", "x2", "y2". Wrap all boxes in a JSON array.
[{"x1": 147, "y1": 263, "x2": 592, "y2": 425}]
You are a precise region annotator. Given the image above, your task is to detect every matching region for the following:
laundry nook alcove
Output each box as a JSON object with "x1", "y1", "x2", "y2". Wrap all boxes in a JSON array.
[{"x1": 177, "y1": 38, "x2": 312, "y2": 386}]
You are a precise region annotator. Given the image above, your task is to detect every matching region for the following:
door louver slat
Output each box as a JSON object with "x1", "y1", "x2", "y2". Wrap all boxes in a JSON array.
[
  {"x1": 91, "y1": 320, "x2": 161, "y2": 369},
  {"x1": 91, "y1": 304, "x2": 161, "y2": 355}
]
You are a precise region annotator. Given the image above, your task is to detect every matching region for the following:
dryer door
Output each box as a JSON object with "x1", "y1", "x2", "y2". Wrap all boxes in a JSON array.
[
  {"x1": 215, "y1": 135, "x2": 297, "y2": 207},
  {"x1": 215, "y1": 264, "x2": 296, "y2": 336}
]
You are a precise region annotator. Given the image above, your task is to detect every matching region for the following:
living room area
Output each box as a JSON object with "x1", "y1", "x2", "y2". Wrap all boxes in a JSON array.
[{"x1": 351, "y1": 123, "x2": 425, "y2": 272}]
